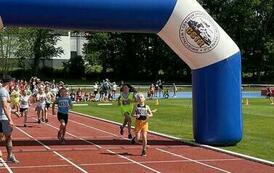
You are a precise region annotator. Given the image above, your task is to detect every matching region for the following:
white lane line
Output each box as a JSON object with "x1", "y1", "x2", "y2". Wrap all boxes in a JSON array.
[
  {"x1": 3, "y1": 158, "x2": 242, "y2": 170},
  {"x1": 15, "y1": 127, "x2": 88, "y2": 173},
  {"x1": 0, "y1": 157, "x2": 13, "y2": 173},
  {"x1": 42, "y1": 119, "x2": 161, "y2": 173},
  {"x1": 157, "y1": 148, "x2": 231, "y2": 173},
  {"x1": 68, "y1": 116, "x2": 238, "y2": 172},
  {"x1": 70, "y1": 119, "x2": 126, "y2": 139},
  {"x1": 71, "y1": 111, "x2": 274, "y2": 166}
]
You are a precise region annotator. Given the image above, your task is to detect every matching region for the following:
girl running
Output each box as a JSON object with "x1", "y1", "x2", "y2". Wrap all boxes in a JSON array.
[
  {"x1": 52, "y1": 88, "x2": 73, "y2": 144},
  {"x1": 131, "y1": 93, "x2": 153, "y2": 156},
  {"x1": 36, "y1": 86, "x2": 46, "y2": 123},
  {"x1": 10, "y1": 86, "x2": 20, "y2": 117},
  {"x1": 118, "y1": 84, "x2": 136, "y2": 139},
  {"x1": 19, "y1": 89, "x2": 31, "y2": 127}
]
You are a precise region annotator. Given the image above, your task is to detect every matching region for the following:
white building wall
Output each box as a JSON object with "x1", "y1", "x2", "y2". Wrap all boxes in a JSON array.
[{"x1": 52, "y1": 35, "x2": 71, "y2": 60}]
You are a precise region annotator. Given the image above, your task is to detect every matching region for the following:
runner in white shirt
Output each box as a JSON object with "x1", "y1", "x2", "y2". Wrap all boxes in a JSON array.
[
  {"x1": 20, "y1": 89, "x2": 31, "y2": 127},
  {"x1": 36, "y1": 87, "x2": 46, "y2": 123}
]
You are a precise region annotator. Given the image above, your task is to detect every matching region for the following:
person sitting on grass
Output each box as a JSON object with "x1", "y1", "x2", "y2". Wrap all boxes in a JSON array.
[
  {"x1": 52, "y1": 87, "x2": 73, "y2": 144},
  {"x1": 131, "y1": 93, "x2": 154, "y2": 156}
]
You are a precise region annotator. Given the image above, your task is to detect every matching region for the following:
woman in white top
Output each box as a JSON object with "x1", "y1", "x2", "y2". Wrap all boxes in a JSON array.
[
  {"x1": 20, "y1": 90, "x2": 31, "y2": 127},
  {"x1": 36, "y1": 86, "x2": 46, "y2": 123}
]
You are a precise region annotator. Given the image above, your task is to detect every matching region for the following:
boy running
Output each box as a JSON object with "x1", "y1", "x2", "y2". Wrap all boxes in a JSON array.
[
  {"x1": 131, "y1": 93, "x2": 153, "y2": 156},
  {"x1": 52, "y1": 88, "x2": 72, "y2": 144}
]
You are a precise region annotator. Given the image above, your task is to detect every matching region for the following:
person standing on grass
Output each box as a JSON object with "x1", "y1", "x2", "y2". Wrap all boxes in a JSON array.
[
  {"x1": 118, "y1": 84, "x2": 136, "y2": 139},
  {"x1": 131, "y1": 93, "x2": 153, "y2": 156},
  {"x1": 0, "y1": 75, "x2": 19, "y2": 163},
  {"x1": 266, "y1": 87, "x2": 274, "y2": 105},
  {"x1": 172, "y1": 83, "x2": 177, "y2": 97},
  {"x1": 52, "y1": 87, "x2": 73, "y2": 144},
  {"x1": 19, "y1": 89, "x2": 31, "y2": 127}
]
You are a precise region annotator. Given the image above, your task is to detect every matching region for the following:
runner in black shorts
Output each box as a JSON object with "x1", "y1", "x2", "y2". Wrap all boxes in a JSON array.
[
  {"x1": 57, "y1": 112, "x2": 68, "y2": 124},
  {"x1": 52, "y1": 88, "x2": 72, "y2": 144}
]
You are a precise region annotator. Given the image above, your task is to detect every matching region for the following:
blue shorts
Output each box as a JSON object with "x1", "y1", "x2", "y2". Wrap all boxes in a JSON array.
[{"x1": 0, "y1": 120, "x2": 13, "y2": 135}]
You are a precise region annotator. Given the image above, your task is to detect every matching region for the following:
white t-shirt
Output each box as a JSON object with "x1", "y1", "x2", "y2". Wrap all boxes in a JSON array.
[
  {"x1": 94, "y1": 84, "x2": 99, "y2": 92},
  {"x1": 37, "y1": 93, "x2": 46, "y2": 106},
  {"x1": 20, "y1": 95, "x2": 30, "y2": 109}
]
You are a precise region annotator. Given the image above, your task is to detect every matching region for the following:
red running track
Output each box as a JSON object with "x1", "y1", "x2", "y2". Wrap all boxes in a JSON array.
[{"x1": 0, "y1": 108, "x2": 273, "y2": 173}]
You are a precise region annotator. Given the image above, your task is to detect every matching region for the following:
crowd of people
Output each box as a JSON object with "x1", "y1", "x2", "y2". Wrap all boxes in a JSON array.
[
  {"x1": 147, "y1": 80, "x2": 178, "y2": 99},
  {"x1": 0, "y1": 75, "x2": 74, "y2": 163},
  {"x1": 0, "y1": 75, "x2": 163, "y2": 159},
  {"x1": 70, "y1": 79, "x2": 118, "y2": 102},
  {"x1": 1, "y1": 75, "x2": 273, "y2": 159}
]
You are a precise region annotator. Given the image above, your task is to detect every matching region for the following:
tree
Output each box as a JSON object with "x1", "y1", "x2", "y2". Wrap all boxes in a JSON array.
[
  {"x1": 63, "y1": 54, "x2": 85, "y2": 78},
  {"x1": 16, "y1": 28, "x2": 63, "y2": 75},
  {"x1": 83, "y1": 32, "x2": 188, "y2": 81},
  {"x1": 0, "y1": 27, "x2": 20, "y2": 74},
  {"x1": 200, "y1": 0, "x2": 274, "y2": 82}
]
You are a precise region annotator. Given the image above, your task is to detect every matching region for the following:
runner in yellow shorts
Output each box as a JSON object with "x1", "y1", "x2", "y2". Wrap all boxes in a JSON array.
[
  {"x1": 118, "y1": 84, "x2": 136, "y2": 139},
  {"x1": 131, "y1": 93, "x2": 153, "y2": 156},
  {"x1": 10, "y1": 86, "x2": 20, "y2": 116}
]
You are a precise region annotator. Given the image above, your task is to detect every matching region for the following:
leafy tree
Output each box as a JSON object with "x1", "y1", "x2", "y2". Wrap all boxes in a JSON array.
[
  {"x1": 0, "y1": 27, "x2": 20, "y2": 74},
  {"x1": 16, "y1": 28, "x2": 63, "y2": 75},
  {"x1": 63, "y1": 54, "x2": 85, "y2": 77}
]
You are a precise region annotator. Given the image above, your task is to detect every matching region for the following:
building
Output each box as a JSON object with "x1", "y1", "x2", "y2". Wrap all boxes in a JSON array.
[{"x1": 40, "y1": 31, "x2": 88, "y2": 69}]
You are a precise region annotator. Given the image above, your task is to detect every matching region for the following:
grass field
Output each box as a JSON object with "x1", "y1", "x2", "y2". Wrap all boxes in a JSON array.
[{"x1": 72, "y1": 98, "x2": 274, "y2": 162}]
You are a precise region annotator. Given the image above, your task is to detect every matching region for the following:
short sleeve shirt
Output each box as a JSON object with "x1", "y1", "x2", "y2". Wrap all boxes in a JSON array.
[
  {"x1": 56, "y1": 96, "x2": 72, "y2": 114},
  {"x1": 0, "y1": 87, "x2": 10, "y2": 120}
]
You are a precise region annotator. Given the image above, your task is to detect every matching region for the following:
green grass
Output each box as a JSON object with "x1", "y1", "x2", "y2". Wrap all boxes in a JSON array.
[{"x1": 72, "y1": 98, "x2": 274, "y2": 162}]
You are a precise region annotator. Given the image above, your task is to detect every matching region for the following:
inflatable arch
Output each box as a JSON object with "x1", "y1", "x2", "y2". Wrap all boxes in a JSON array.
[{"x1": 0, "y1": 0, "x2": 242, "y2": 145}]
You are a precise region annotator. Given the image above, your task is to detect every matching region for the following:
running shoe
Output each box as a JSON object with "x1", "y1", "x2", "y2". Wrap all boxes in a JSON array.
[
  {"x1": 130, "y1": 137, "x2": 136, "y2": 144},
  {"x1": 38, "y1": 119, "x2": 41, "y2": 124},
  {"x1": 7, "y1": 154, "x2": 20, "y2": 164},
  {"x1": 60, "y1": 138, "x2": 66, "y2": 145},
  {"x1": 128, "y1": 134, "x2": 132, "y2": 139},
  {"x1": 57, "y1": 130, "x2": 61, "y2": 140},
  {"x1": 120, "y1": 126, "x2": 124, "y2": 135},
  {"x1": 141, "y1": 150, "x2": 147, "y2": 157}
]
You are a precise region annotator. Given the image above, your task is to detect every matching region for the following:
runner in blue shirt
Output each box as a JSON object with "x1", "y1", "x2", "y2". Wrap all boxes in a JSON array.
[{"x1": 52, "y1": 88, "x2": 72, "y2": 144}]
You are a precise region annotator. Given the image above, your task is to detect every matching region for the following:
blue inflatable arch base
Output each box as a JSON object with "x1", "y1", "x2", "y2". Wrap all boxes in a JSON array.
[{"x1": 0, "y1": 0, "x2": 242, "y2": 145}]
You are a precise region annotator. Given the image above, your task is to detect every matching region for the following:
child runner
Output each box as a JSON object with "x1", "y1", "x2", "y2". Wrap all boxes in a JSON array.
[
  {"x1": 131, "y1": 93, "x2": 153, "y2": 156},
  {"x1": 19, "y1": 89, "x2": 31, "y2": 127},
  {"x1": 10, "y1": 86, "x2": 20, "y2": 117},
  {"x1": 52, "y1": 88, "x2": 73, "y2": 144},
  {"x1": 118, "y1": 84, "x2": 136, "y2": 139},
  {"x1": 45, "y1": 86, "x2": 54, "y2": 123},
  {"x1": 36, "y1": 86, "x2": 46, "y2": 123}
]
